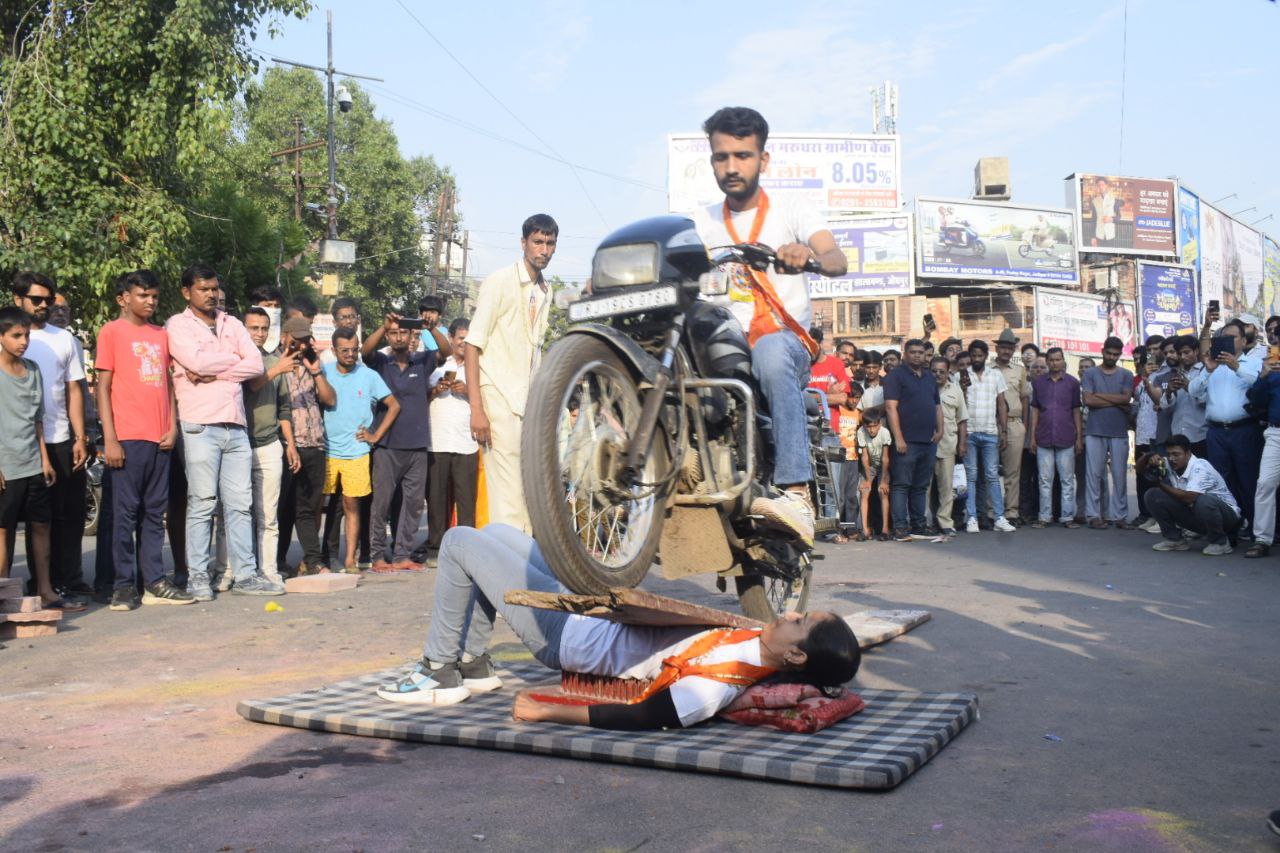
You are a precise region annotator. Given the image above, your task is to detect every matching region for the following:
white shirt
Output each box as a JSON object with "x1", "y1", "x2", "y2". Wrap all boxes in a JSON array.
[
  {"x1": 558, "y1": 618, "x2": 762, "y2": 727},
  {"x1": 1166, "y1": 455, "x2": 1239, "y2": 515},
  {"x1": 857, "y1": 382, "x2": 884, "y2": 411},
  {"x1": 25, "y1": 324, "x2": 85, "y2": 442},
  {"x1": 428, "y1": 355, "x2": 478, "y2": 455},
  {"x1": 691, "y1": 192, "x2": 826, "y2": 334}
]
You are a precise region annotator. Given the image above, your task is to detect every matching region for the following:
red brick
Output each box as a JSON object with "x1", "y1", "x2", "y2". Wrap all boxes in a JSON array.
[
  {"x1": 284, "y1": 573, "x2": 359, "y2": 594},
  {"x1": 0, "y1": 622, "x2": 56, "y2": 639},
  {"x1": 0, "y1": 609, "x2": 63, "y2": 623}
]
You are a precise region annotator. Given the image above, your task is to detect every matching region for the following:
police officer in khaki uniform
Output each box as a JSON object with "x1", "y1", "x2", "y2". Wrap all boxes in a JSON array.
[{"x1": 993, "y1": 328, "x2": 1028, "y2": 525}]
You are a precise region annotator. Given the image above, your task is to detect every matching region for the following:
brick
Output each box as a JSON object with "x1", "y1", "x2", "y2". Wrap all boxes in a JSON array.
[
  {"x1": 0, "y1": 596, "x2": 41, "y2": 613},
  {"x1": 284, "y1": 573, "x2": 359, "y2": 594},
  {"x1": 0, "y1": 622, "x2": 57, "y2": 639},
  {"x1": 0, "y1": 585, "x2": 22, "y2": 599},
  {"x1": 0, "y1": 577, "x2": 21, "y2": 587},
  {"x1": 0, "y1": 609, "x2": 63, "y2": 623}
]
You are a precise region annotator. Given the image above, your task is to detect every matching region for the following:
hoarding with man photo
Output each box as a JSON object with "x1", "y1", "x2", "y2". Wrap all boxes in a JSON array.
[{"x1": 1068, "y1": 173, "x2": 1177, "y2": 256}]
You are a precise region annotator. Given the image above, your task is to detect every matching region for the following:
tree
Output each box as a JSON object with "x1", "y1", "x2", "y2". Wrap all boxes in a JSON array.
[{"x1": 0, "y1": 0, "x2": 310, "y2": 326}]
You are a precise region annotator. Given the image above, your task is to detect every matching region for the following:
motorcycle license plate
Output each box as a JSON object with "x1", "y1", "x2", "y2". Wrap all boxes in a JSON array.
[{"x1": 568, "y1": 285, "x2": 678, "y2": 323}]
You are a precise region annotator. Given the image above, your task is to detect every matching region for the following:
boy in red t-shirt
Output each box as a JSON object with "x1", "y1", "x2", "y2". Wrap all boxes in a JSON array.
[{"x1": 95, "y1": 271, "x2": 191, "y2": 611}]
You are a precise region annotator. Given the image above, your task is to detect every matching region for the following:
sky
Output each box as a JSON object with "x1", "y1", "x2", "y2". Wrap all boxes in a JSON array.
[{"x1": 252, "y1": 0, "x2": 1280, "y2": 283}]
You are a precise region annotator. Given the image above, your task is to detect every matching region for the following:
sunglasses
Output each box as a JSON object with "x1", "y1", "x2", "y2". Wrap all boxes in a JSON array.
[{"x1": 24, "y1": 295, "x2": 54, "y2": 306}]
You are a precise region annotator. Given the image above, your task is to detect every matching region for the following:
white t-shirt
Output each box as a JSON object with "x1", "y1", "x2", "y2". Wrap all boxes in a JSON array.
[
  {"x1": 558, "y1": 618, "x2": 763, "y2": 727},
  {"x1": 25, "y1": 325, "x2": 85, "y2": 442},
  {"x1": 691, "y1": 192, "x2": 826, "y2": 334},
  {"x1": 428, "y1": 355, "x2": 478, "y2": 455},
  {"x1": 857, "y1": 382, "x2": 884, "y2": 411}
]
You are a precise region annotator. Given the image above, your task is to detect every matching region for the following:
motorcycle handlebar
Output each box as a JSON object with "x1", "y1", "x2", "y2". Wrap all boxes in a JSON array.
[{"x1": 711, "y1": 243, "x2": 822, "y2": 275}]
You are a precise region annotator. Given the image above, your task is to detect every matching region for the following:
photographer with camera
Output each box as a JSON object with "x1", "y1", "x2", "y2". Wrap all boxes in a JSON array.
[{"x1": 1137, "y1": 434, "x2": 1240, "y2": 556}]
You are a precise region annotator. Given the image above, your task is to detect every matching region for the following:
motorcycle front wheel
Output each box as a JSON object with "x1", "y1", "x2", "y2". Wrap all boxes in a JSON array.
[
  {"x1": 735, "y1": 554, "x2": 812, "y2": 622},
  {"x1": 522, "y1": 335, "x2": 671, "y2": 594}
]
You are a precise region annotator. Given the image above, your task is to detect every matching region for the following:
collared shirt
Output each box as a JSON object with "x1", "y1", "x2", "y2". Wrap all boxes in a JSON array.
[
  {"x1": 284, "y1": 367, "x2": 325, "y2": 449},
  {"x1": 936, "y1": 381, "x2": 968, "y2": 458},
  {"x1": 1189, "y1": 347, "x2": 1263, "y2": 424},
  {"x1": 166, "y1": 308, "x2": 264, "y2": 427},
  {"x1": 964, "y1": 367, "x2": 1008, "y2": 435},
  {"x1": 1166, "y1": 364, "x2": 1208, "y2": 442},
  {"x1": 1030, "y1": 372, "x2": 1081, "y2": 448},
  {"x1": 366, "y1": 350, "x2": 437, "y2": 450},
  {"x1": 994, "y1": 359, "x2": 1027, "y2": 421},
  {"x1": 856, "y1": 381, "x2": 884, "y2": 411},
  {"x1": 429, "y1": 355, "x2": 479, "y2": 455},
  {"x1": 1165, "y1": 455, "x2": 1239, "y2": 514},
  {"x1": 243, "y1": 351, "x2": 290, "y2": 448},
  {"x1": 467, "y1": 260, "x2": 550, "y2": 416},
  {"x1": 883, "y1": 364, "x2": 940, "y2": 444}
]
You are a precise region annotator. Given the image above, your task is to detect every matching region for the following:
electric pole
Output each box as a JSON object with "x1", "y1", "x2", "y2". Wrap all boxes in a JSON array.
[{"x1": 268, "y1": 116, "x2": 326, "y2": 221}]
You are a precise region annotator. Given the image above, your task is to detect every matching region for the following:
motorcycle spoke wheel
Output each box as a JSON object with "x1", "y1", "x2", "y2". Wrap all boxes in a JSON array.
[{"x1": 735, "y1": 555, "x2": 812, "y2": 621}]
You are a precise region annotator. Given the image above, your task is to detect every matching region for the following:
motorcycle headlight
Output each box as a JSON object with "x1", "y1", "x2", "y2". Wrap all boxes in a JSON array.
[{"x1": 592, "y1": 243, "x2": 659, "y2": 289}]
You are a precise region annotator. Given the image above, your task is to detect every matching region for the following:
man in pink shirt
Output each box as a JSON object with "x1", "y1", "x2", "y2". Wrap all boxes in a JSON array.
[{"x1": 166, "y1": 265, "x2": 273, "y2": 600}]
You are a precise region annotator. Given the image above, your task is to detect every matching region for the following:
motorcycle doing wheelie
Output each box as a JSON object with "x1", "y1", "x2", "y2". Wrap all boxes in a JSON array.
[{"x1": 520, "y1": 215, "x2": 838, "y2": 620}]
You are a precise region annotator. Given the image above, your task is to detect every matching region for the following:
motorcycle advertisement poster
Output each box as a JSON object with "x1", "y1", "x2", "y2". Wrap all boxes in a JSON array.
[
  {"x1": 1068, "y1": 173, "x2": 1177, "y2": 256},
  {"x1": 1199, "y1": 202, "x2": 1266, "y2": 315},
  {"x1": 1036, "y1": 288, "x2": 1138, "y2": 357},
  {"x1": 915, "y1": 196, "x2": 1079, "y2": 285},
  {"x1": 1136, "y1": 261, "x2": 1197, "y2": 339},
  {"x1": 806, "y1": 214, "x2": 914, "y2": 298},
  {"x1": 667, "y1": 133, "x2": 900, "y2": 215},
  {"x1": 1178, "y1": 185, "x2": 1200, "y2": 271}
]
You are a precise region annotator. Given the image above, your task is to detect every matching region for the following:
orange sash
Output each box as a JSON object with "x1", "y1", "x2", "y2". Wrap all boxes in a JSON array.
[
  {"x1": 721, "y1": 191, "x2": 820, "y2": 359},
  {"x1": 633, "y1": 627, "x2": 776, "y2": 704}
]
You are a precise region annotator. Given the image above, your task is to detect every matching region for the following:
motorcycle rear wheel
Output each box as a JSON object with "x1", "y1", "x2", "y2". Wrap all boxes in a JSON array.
[
  {"x1": 973, "y1": 239, "x2": 987, "y2": 258},
  {"x1": 735, "y1": 555, "x2": 812, "y2": 622},
  {"x1": 522, "y1": 335, "x2": 671, "y2": 594}
]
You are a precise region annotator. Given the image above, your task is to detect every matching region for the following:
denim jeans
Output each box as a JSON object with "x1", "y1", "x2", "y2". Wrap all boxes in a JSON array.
[
  {"x1": 423, "y1": 524, "x2": 568, "y2": 668},
  {"x1": 751, "y1": 331, "x2": 813, "y2": 486},
  {"x1": 1084, "y1": 435, "x2": 1128, "y2": 521},
  {"x1": 965, "y1": 432, "x2": 1004, "y2": 520},
  {"x1": 1036, "y1": 445, "x2": 1076, "y2": 523},
  {"x1": 890, "y1": 441, "x2": 936, "y2": 533},
  {"x1": 181, "y1": 422, "x2": 256, "y2": 586}
]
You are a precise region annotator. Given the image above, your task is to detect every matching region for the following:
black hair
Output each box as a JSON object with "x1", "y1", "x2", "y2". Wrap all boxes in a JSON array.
[
  {"x1": 862, "y1": 406, "x2": 884, "y2": 425},
  {"x1": 1173, "y1": 335, "x2": 1197, "y2": 352},
  {"x1": 968, "y1": 339, "x2": 989, "y2": 355},
  {"x1": 1079, "y1": 356, "x2": 1096, "y2": 366},
  {"x1": 1223, "y1": 319, "x2": 1246, "y2": 337},
  {"x1": 903, "y1": 338, "x2": 926, "y2": 352},
  {"x1": 866, "y1": 351, "x2": 883, "y2": 365},
  {"x1": 1165, "y1": 434, "x2": 1192, "y2": 452},
  {"x1": 884, "y1": 349, "x2": 901, "y2": 360},
  {"x1": 332, "y1": 326, "x2": 358, "y2": 346},
  {"x1": 331, "y1": 296, "x2": 359, "y2": 316},
  {"x1": 855, "y1": 349, "x2": 869, "y2": 360},
  {"x1": 930, "y1": 356, "x2": 950, "y2": 369},
  {"x1": 1267, "y1": 315, "x2": 1280, "y2": 332},
  {"x1": 419, "y1": 295, "x2": 443, "y2": 314},
  {"x1": 0, "y1": 305, "x2": 31, "y2": 334},
  {"x1": 249, "y1": 285, "x2": 284, "y2": 304},
  {"x1": 181, "y1": 265, "x2": 218, "y2": 289},
  {"x1": 939, "y1": 336, "x2": 962, "y2": 353},
  {"x1": 12, "y1": 271, "x2": 56, "y2": 298},
  {"x1": 244, "y1": 306, "x2": 270, "y2": 321},
  {"x1": 1045, "y1": 346, "x2": 1065, "y2": 360},
  {"x1": 808, "y1": 325, "x2": 824, "y2": 344},
  {"x1": 797, "y1": 616, "x2": 861, "y2": 689},
  {"x1": 522, "y1": 213, "x2": 559, "y2": 239},
  {"x1": 448, "y1": 317, "x2": 469, "y2": 337},
  {"x1": 847, "y1": 381, "x2": 864, "y2": 397},
  {"x1": 702, "y1": 106, "x2": 769, "y2": 150},
  {"x1": 1145, "y1": 334, "x2": 1165, "y2": 349},
  {"x1": 286, "y1": 296, "x2": 318, "y2": 320},
  {"x1": 1021, "y1": 342, "x2": 1041, "y2": 356},
  {"x1": 115, "y1": 270, "x2": 160, "y2": 297},
  {"x1": 1103, "y1": 336, "x2": 1124, "y2": 351},
  {"x1": 835, "y1": 338, "x2": 854, "y2": 352}
]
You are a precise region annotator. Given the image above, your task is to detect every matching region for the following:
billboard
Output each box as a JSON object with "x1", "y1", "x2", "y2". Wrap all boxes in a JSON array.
[
  {"x1": 1137, "y1": 262, "x2": 1197, "y2": 339},
  {"x1": 916, "y1": 197, "x2": 1079, "y2": 285},
  {"x1": 1068, "y1": 173, "x2": 1177, "y2": 256},
  {"x1": 806, "y1": 215, "x2": 913, "y2": 298},
  {"x1": 667, "y1": 134, "x2": 901, "y2": 215},
  {"x1": 1200, "y1": 203, "x2": 1266, "y2": 315},
  {"x1": 1264, "y1": 236, "x2": 1280, "y2": 318},
  {"x1": 1178, "y1": 186, "x2": 1200, "y2": 271},
  {"x1": 1036, "y1": 289, "x2": 1137, "y2": 357}
]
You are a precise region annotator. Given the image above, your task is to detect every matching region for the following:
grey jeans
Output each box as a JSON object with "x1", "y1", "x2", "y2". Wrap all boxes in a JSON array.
[
  {"x1": 1146, "y1": 488, "x2": 1239, "y2": 545},
  {"x1": 1084, "y1": 435, "x2": 1129, "y2": 521},
  {"x1": 369, "y1": 447, "x2": 429, "y2": 563},
  {"x1": 423, "y1": 524, "x2": 569, "y2": 668}
]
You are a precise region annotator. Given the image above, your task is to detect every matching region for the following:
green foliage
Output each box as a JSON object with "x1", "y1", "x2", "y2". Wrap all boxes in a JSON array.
[{"x1": 0, "y1": 0, "x2": 311, "y2": 327}]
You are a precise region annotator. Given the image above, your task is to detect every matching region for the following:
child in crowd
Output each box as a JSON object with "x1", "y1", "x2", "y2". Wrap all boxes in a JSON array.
[{"x1": 857, "y1": 407, "x2": 894, "y2": 541}]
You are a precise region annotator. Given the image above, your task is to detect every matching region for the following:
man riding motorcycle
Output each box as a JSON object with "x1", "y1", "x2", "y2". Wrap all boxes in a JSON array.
[{"x1": 688, "y1": 107, "x2": 848, "y2": 546}]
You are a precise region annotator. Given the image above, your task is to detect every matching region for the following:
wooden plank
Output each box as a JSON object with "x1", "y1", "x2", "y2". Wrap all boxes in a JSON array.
[
  {"x1": 0, "y1": 623, "x2": 57, "y2": 639},
  {"x1": 846, "y1": 610, "x2": 931, "y2": 649},
  {"x1": 0, "y1": 596, "x2": 42, "y2": 613},
  {"x1": 0, "y1": 609, "x2": 63, "y2": 624},
  {"x1": 504, "y1": 588, "x2": 763, "y2": 629}
]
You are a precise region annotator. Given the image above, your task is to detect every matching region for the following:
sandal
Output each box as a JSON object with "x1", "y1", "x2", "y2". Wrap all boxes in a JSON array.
[
  {"x1": 1244, "y1": 544, "x2": 1270, "y2": 558},
  {"x1": 1064, "y1": 520, "x2": 1081, "y2": 529},
  {"x1": 43, "y1": 597, "x2": 87, "y2": 612},
  {"x1": 1088, "y1": 519, "x2": 1108, "y2": 530},
  {"x1": 1030, "y1": 520, "x2": 1047, "y2": 529}
]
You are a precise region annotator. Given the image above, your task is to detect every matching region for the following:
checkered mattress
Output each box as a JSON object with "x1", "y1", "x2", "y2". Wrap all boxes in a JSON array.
[{"x1": 238, "y1": 662, "x2": 978, "y2": 789}]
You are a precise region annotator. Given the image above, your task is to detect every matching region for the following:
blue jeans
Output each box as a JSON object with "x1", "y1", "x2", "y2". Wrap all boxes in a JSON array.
[
  {"x1": 890, "y1": 441, "x2": 936, "y2": 533},
  {"x1": 1036, "y1": 445, "x2": 1076, "y2": 523},
  {"x1": 965, "y1": 432, "x2": 1004, "y2": 520},
  {"x1": 181, "y1": 422, "x2": 256, "y2": 585},
  {"x1": 752, "y1": 331, "x2": 813, "y2": 486}
]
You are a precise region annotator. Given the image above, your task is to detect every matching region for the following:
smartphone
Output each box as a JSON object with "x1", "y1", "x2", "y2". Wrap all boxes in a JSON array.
[
  {"x1": 923, "y1": 313, "x2": 936, "y2": 332},
  {"x1": 1269, "y1": 345, "x2": 1280, "y2": 362},
  {"x1": 398, "y1": 317, "x2": 425, "y2": 330},
  {"x1": 1208, "y1": 299, "x2": 1220, "y2": 314},
  {"x1": 443, "y1": 370, "x2": 457, "y2": 384},
  {"x1": 1210, "y1": 335, "x2": 1235, "y2": 359}
]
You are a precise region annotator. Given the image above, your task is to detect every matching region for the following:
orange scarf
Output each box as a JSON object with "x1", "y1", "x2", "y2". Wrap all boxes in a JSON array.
[
  {"x1": 633, "y1": 627, "x2": 776, "y2": 704},
  {"x1": 722, "y1": 191, "x2": 820, "y2": 359}
]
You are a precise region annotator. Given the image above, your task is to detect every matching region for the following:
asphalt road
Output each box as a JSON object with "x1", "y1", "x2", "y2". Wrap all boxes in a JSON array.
[{"x1": 2, "y1": 522, "x2": 1278, "y2": 851}]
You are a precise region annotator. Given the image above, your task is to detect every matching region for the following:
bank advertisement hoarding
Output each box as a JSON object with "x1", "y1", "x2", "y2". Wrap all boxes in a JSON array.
[
  {"x1": 916, "y1": 197, "x2": 1079, "y2": 285},
  {"x1": 1137, "y1": 262, "x2": 1197, "y2": 339},
  {"x1": 1036, "y1": 288, "x2": 1137, "y2": 357},
  {"x1": 805, "y1": 215, "x2": 913, "y2": 298},
  {"x1": 1200, "y1": 202, "x2": 1266, "y2": 315},
  {"x1": 667, "y1": 134, "x2": 901, "y2": 215},
  {"x1": 1178, "y1": 185, "x2": 1200, "y2": 272},
  {"x1": 1068, "y1": 173, "x2": 1177, "y2": 256}
]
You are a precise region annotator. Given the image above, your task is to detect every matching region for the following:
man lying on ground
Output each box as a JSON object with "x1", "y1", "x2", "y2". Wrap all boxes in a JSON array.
[{"x1": 377, "y1": 524, "x2": 860, "y2": 730}]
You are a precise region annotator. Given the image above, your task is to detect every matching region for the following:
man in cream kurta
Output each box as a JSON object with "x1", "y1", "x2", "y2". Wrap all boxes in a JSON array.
[{"x1": 465, "y1": 214, "x2": 557, "y2": 532}]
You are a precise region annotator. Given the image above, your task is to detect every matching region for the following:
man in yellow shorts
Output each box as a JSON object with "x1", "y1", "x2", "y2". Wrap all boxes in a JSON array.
[{"x1": 321, "y1": 327, "x2": 400, "y2": 570}]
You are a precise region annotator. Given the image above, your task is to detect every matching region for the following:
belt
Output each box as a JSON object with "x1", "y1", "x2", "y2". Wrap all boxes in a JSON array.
[{"x1": 1208, "y1": 418, "x2": 1255, "y2": 429}]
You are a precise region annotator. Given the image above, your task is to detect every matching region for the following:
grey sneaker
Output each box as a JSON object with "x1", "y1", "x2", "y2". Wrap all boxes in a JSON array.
[
  {"x1": 232, "y1": 576, "x2": 285, "y2": 596},
  {"x1": 1201, "y1": 541, "x2": 1233, "y2": 556},
  {"x1": 376, "y1": 660, "x2": 471, "y2": 705},
  {"x1": 142, "y1": 579, "x2": 195, "y2": 606},
  {"x1": 213, "y1": 571, "x2": 233, "y2": 593},
  {"x1": 459, "y1": 653, "x2": 503, "y2": 692},
  {"x1": 750, "y1": 490, "x2": 815, "y2": 547},
  {"x1": 188, "y1": 574, "x2": 214, "y2": 602},
  {"x1": 1152, "y1": 538, "x2": 1190, "y2": 552}
]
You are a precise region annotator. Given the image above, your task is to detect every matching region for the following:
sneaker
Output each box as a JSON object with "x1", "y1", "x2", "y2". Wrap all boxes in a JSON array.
[
  {"x1": 1268, "y1": 810, "x2": 1280, "y2": 837},
  {"x1": 993, "y1": 517, "x2": 1016, "y2": 533},
  {"x1": 376, "y1": 660, "x2": 471, "y2": 705},
  {"x1": 965, "y1": 518, "x2": 980, "y2": 534},
  {"x1": 893, "y1": 530, "x2": 913, "y2": 542},
  {"x1": 940, "y1": 528, "x2": 957, "y2": 538},
  {"x1": 1152, "y1": 539, "x2": 1189, "y2": 552},
  {"x1": 231, "y1": 576, "x2": 285, "y2": 596},
  {"x1": 109, "y1": 587, "x2": 140, "y2": 611},
  {"x1": 213, "y1": 571, "x2": 233, "y2": 593},
  {"x1": 188, "y1": 574, "x2": 214, "y2": 602},
  {"x1": 750, "y1": 490, "x2": 815, "y2": 547},
  {"x1": 1140, "y1": 517, "x2": 1162, "y2": 534},
  {"x1": 142, "y1": 579, "x2": 195, "y2": 606},
  {"x1": 1201, "y1": 541, "x2": 1233, "y2": 556},
  {"x1": 459, "y1": 653, "x2": 503, "y2": 692},
  {"x1": 909, "y1": 528, "x2": 935, "y2": 540}
]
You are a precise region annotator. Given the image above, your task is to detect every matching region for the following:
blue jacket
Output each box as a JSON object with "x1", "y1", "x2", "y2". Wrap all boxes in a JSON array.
[{"x1": 1245, "y1": 370, "x2": 1280, "y2": 425}]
